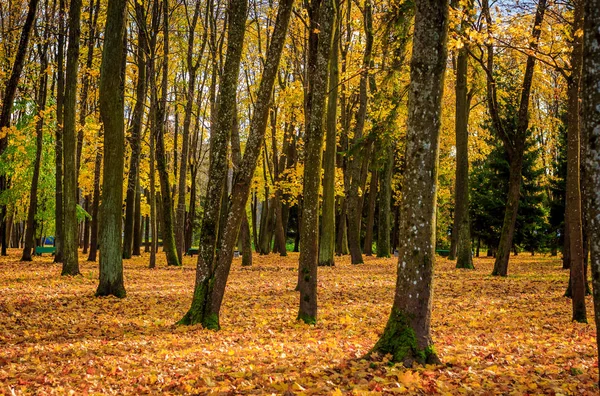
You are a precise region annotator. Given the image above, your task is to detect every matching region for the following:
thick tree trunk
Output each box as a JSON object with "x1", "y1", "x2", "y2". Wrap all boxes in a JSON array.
[
  {"x1": 22, "y1": 38, "x2": 48, "y2": 262},
  {"x1": 565, "y1": 0, "x2": 586, "y2": 322},
  {"x1": 97, "y1": 0, "x2": 127, "y2": 297},
  {"x1": 370, "y1": 0, "x2": 448, "y2": 365},
  {"x1": 453, "y1": 44, "x2": 474, "y2": 269},
  {"x1": 318, "y1": 12, "x2": 339, "y2": 266},
  {"x1": 62, "y1": 0, "x2": 83, "y2": 276},
  {"x1": 581, "y1": 0, "x2": 600, "y2": 385},
  {"x1": 297, "y1": 0, "x2": 335, "y2": 324}
]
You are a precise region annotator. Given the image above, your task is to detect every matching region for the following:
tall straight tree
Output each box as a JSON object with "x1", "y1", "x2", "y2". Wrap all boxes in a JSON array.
[
  {"x1": 483, "y1": 0, "x2": 546, "y2": 276},
  {"x1": 450, "y1": 0, "x2": 474, "y2": 269},
  {"x1": 151, "y1": 0, "x2": 180, "y2": 267},
  {"x1": 565, "y1": 0, "x2": 586, "y2": 322},
  {"x1": 123, "y1": 1, "x2": 148, "y2": 259},
  {"x1": 318, "y1": 5, "x2": 340, "y2": 267},
  {"x1": 178, "y1": 0, "x2": 293, "y2": 329},
  {"x1": 21, "y1": 23, "x2": 49, "y2": 262},
  {"x1": 96, "y1": 0, "x2": 127, "y2": 297},
  {"x1": 297, "y1": 0, "x2": 336, "y2": 324},
  {"x1": 582, "y1": 0, "x2": 600, "y2": 383},
  {"x1": 0, "y1": 0, "x2": 39, "y2": 256},
  {"x1": 370, "y1": 0, "x2": 448, "y2": 364},
  {"x1": 54, "y1": 0, "x2": 66, "y2": 263},
  {"x1": 177, "y1": 0, "x2": 249, "y2": 327},
  {"x1": 62, "y1": 0, "x2": 83, "y2": 276}
]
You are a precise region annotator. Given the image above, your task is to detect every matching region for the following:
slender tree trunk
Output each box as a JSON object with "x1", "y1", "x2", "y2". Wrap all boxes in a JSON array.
[
  {"x1": 54, "y1": 0, "x2": 66, "y2": 263},
  {"x1": 363, "y1": 170, "x2": 378, "y2": 256},
  {"x1": 370, "y1": 0, "x2": 448, "y2": 365},
  {"x1": 22, "y1": 37, "x2": 48, "y2": 262},
  {"x1": 133, "y1": 179, "x2": 142, "y2": 255},
  {"x1": 97, "y1": 0, "x2": 127, "y2": 297},
  {"x1": 123, "y1": 2, "x2": 147, "y2": 259},
  {"x1": 62, "y1": 0, "x2": 83, "y2": 276},
  {"x1": 565, "y1": 0, "x2": 586, "y2": 322},
  {"x1": 0, "y1": 0, "x2": 39, "y2": 255},
  {"x1": 453, "y1": 42, "x2": 474, "y2": 269},
  {"x1": 87, "y1": 135, "x2": 102, "y2": 262},
  {"x1": 82, "y1": 195, "x2": 90, "y2": 254},
  {"x1": 581, "y1": 0, "x2": 600, "y2": 384},
  {"x1": 346, "y1": 0, "x2": 373, "y2": 265},
  {"x1": 377, "y1": 144, "x2": 393, "y2": 257}
]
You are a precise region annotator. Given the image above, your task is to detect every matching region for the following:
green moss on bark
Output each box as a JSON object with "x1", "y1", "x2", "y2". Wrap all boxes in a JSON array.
[{"x1": 297, "y1": 312, "x2": 316, "y2": 325}]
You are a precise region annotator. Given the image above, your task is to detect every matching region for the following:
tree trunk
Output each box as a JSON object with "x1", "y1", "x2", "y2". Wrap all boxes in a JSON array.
[
  {"x1": 345, "y1": 0, "x2": 373, "y2": 265},
  {"x1": 177, "y1": 0, "x2": 249, "y2": 328},
  {"x1": 97, "y1": 0, "x2": 127, "y2": 297},
  {"x1": 133, "y1": 179, "x2": 142, "y2": 256},
  {"x1": 62, "y1": 0, "x2": 83, "y2": 276},
  {"x1": 581, "y1": 0, "x2": 600, "y2": 385},
  {"x1": 377, "y1": 144, "x2": 393, "y2": 257},
  {"x1": 297, "y1": 0, "x2": 335, "y2": 324},
  {"x1": 453, "y1": 42, "x2": 474, "y2": 269},
  {"x1": 370, "y1": 0, "x2": 448, "y2": 365},
  {"x1": 21, "y1": 36, "x2": 48, "y2": 262},
  {"x1": 363, "y1": 170, "x2": 378, "y2": 256},
  {"x1": 318, "y1": 10, "x2": 339, "y2": 266},
  {"x1": 87, "y1": 135, "x2": 102, "y2": 262},
  {"x1": 565, "y1": 0, "x2": 586, "y2": 322},
  {"x1": 54, "y1": 0, "x2": 66, "y2": 263},
  {"x1": 82, "y1": 195, "x2": 90, "y2": 254},
  {"x1": 123, "y1": 1, "x2": 147, "y2": 259}
]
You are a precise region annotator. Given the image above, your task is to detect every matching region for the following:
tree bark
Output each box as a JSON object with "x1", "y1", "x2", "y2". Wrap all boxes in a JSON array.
[
  {"x1": 377, "y1": 143, "x2": 393, "y2": 257},
  {"x1": 54, "y1": 0, "x2": 66, "y2": 263},
  {"x1": 0, "y1": 0, "x2": 39, "y2": 256},
  {"x1": 565, "y1": 0, "x2": 586, "y2": 322},
  {"x1": 581, "y1": 0, "x2": 600, "y2": 385},
  {"x1": 363, "y1": 169, "x2": 378, "y2": 256},
  {"x1": 370, "y1": 0, "x2": 448, "y2": 365},
  {"x1": 297, "y1": 0, "x2": 336, "y2": 324},
  {"x1": 96, "y1": 0, "x2": 127, "y2": 297},
  {"x1": 87, "y1": 133, "x2": 102, "y2": 262},
  {"x1": 62, "y1": 0, "x2": 83, "y2": 276},
  {"x1": 21, "y1": 35, "x2": 48, "y2": 262}
]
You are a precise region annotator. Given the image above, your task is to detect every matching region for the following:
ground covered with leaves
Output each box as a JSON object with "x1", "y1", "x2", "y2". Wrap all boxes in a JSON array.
[{"x1": 0, "y1": 250, "x2": 597, "y2": 395}]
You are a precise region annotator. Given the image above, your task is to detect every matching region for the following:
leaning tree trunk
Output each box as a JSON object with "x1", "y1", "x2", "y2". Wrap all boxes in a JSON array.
[
  {"x1": 565, "y1": 0, "x2": 586, "y2": 322},
  {"x1": 96, "y1": 0, "x2": 127, "y2": 297},
  {"x1": 581, "y1": 0, "x2": 600, "y2": 385},
  {"x1": 370, "y1": 0, "x2": 448, "y2": 365},
  {"x1": 0, "y1": 0, "x2": 39, "y2": 255},
  {"x1": 178, "y1": 0, "x2": 292, "y2": 329},
  {"x1": 62, "y1": 0, "x2": 82, "y2": 276},
  {"x1": 21, "y1": 37, "x2": 48, "y2": 262},
  {"x1": 177, "y1": 0, "x2": 249, "y2": 328},
  {"x1": 453, "y1": 42, "x2": 474, "y2": 269}
]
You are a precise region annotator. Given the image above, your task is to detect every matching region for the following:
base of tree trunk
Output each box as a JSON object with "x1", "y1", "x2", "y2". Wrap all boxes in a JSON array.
[
  {"x1": 96, "y1": 284, "x2": 126, "y2": 298},
  {"x1": 297, "y1": 312, "x2": 316, "y2": 325},
  {"x1": 177, "y1": 281, "x2": 220, "y2": 330},
  {"x1": 369, "y1": 309, "x2": 440, "y2": 367}
]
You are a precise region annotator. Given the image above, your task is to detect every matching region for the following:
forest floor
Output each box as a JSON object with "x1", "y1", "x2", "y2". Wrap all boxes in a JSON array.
[{"x1": 0, "y1": 250, "x2": 597, "y2": 395}]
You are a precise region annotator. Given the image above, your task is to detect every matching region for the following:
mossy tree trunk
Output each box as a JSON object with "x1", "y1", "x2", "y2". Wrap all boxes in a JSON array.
[
  {"x1": 370, "y1": 0, "x2": 448, "y2": 366},
  {"x1": 62, "y1": 0, "x2": 82, "y2": 276},
  {"x1": 318, "y1": 10, "x2": 340, "y2": 267},
  {"x1": 581, "y1": 0, "x2": 600, "y2": 385},
  {"x1": 178, "y1": 0, "x2": 249, "y2": 328},
  {"x1": 178, "y1": 0, "x2": 293, "y2": 329},
  {"x1": 565, "y1": 0, "x2": 586, "y2": 322},
  {"x1": 96, "y1": 0, "x2": 127, "y2": 297},
  {"x1": 297, "y1": 0, "x2": 336, "y2": 324}
]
